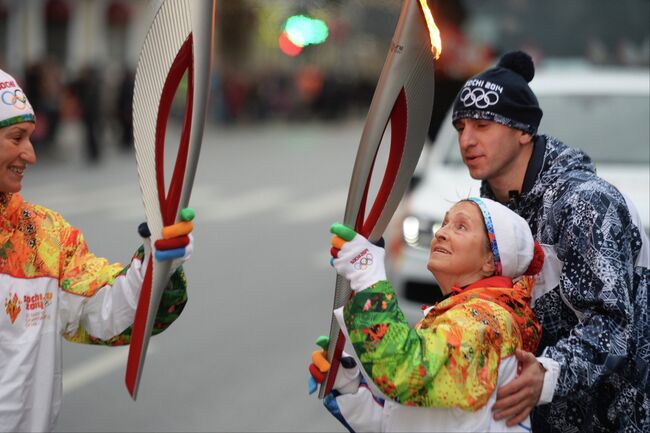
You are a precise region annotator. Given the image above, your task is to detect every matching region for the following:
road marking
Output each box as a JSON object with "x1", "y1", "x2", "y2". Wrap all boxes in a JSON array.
[
  {"x1": 23, "y1": 182, "x2": 352, "y2": 224},
  {"x1": 197, "y1": 186, "x2": 292, "y2": 222},
  {"x1": 283, "y1": 189, "x2": 347, "y2": 223},
  {"x1": 20, "y1": 182, "x2": 69, "y2": 200},
  {"x1": 63, "y1": 343, "x2": 157, "y2": 396},
  {"x1": 22, "y1": 184, "x2": 140, "y2": 218}
]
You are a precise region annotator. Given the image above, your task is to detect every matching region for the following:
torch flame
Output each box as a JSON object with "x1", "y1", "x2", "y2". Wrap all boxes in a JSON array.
[{"x1": 418, "y1": 0, "x2": 442, "y2": 59}]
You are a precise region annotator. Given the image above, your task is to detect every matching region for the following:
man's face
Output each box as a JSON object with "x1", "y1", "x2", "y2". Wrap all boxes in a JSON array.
[
  {"x1": 0, "y1": 122, "x2": 36, "y2": 193},
  {"x1": 454, "y1": 118, "x2": 529, "y2": 181}
]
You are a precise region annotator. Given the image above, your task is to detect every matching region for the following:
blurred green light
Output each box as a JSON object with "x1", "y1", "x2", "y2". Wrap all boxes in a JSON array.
[{"x1": 284, "y1": 15, "x2": 329, "y2": 47}]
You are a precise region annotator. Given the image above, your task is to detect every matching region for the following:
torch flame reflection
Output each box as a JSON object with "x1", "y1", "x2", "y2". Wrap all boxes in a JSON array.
[{"x1": 418, "y1": 0, "x2": 442, "y2": 59}]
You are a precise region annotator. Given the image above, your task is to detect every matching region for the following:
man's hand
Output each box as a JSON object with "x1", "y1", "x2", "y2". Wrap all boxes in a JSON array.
[
  {"x1": 329, "y1": 223, "x2": 386, "y2": 292},
  {"x1": 492, "y1": 349, "x2": 545, "y2": 426}
]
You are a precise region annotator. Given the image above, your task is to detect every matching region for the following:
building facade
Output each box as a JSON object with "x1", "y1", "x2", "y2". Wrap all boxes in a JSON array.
[{"x1": 0, "y1": 0, "x2": 151, "y2": 77}]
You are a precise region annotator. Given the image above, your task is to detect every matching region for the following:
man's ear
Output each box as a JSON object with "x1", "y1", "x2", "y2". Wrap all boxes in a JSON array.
[{"x1": 518, "y1": 131, "x2": 534, "y2": 145}]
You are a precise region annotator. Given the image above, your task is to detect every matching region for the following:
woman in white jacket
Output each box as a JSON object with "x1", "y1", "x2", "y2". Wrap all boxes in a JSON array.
[{"x1": 0, "y1": 68, "x2": 194, "y2": 433}]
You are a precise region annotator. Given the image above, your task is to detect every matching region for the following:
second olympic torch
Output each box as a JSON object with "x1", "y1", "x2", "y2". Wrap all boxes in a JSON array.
[
  {"x1": 319, "y1": 0, "x2": 441, "y2": 398},
  {"x1": 126, "y1": 0, "x2": 215, "y2": 400}
]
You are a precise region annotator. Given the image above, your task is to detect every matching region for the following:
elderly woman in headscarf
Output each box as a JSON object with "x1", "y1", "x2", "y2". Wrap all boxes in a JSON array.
[{"x1": 310, "y1": 197, "x2": 544, "y2": 432}]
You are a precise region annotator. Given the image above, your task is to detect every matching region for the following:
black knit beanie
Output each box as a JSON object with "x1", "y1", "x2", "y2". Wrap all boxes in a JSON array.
[{"x1": 452, "y1": 51, "x2": 543, "y2": 135}]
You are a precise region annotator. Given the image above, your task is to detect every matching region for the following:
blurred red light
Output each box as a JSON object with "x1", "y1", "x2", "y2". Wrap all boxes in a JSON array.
[{"x1": 278, "y1": 31, "x2": 302, "y2": 57}]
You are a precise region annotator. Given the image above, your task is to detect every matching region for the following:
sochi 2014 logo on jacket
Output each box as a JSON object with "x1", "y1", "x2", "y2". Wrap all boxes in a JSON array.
[
  {"x1": 4, "y1": 293, "x2": 22, "y2": 324},
  {"x1": 3, "y1": 291, "x2": 53, "y2": 325}
]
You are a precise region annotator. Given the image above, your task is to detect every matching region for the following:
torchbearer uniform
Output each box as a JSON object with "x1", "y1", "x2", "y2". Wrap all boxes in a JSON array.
[
  {"x1": 0, "y1": 69, "x2": 190, "y2": 433},
  {"x1": 327, "y1": 277, "x2": 540, "y2": 432},
  {"x1": 0, "y1": 195, "x2": 188, "y2": 433},
  {"x1": 322, "y1": 197, "x2": 544, "y2": 432}
]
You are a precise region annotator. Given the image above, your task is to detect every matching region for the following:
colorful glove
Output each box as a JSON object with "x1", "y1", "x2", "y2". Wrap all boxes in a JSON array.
[
  {"x1": 330, "y1": 223, "x2": 386, "y2": 292},
  {"x1": 138, "y1": 208, "x2": 195, "y2": 272},
  {"x1": 155, "y1": 207, "x2": 195, "y2": 261},
  {"x1": 308, "y1": 336, "x2": 358, "y2": 395}
]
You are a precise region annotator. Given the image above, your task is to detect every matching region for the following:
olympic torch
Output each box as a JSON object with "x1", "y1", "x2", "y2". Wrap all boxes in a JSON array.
[
  {"x1": 126, "y1": 0, "x2": 215, "y2": 400},
  {"x1": 319, "y1": 0, "x2": 441, "y2": 398}
]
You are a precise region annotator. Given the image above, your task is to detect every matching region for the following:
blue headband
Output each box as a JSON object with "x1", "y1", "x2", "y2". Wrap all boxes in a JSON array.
[{"x1": 467, "y1": 197, "x2": 502, "y2": 276}]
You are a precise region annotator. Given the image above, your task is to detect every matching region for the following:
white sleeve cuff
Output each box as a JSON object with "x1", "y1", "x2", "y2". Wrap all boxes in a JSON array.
[
  {"x1": 333, "y1": 352, "x2": 362, "y2": 395},
  {"x1": 537, "y1": 356, "x2": 560, "y2": 405}
]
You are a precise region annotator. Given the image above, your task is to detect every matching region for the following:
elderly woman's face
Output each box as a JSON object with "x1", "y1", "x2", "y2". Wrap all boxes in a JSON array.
[
  {"x1": 427, "y1": 201, "x2": 494, "y2": 289},
  {"x1": 0, "y1": 122, "x2": 36, "y2": 193}
]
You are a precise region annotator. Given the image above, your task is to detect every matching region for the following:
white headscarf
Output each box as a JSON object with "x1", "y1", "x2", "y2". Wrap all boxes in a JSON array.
[
  {"x1": 0, "y1": 69, "x2": 35, "y2": 128},
  {"x1": 468, "y1": 197, "x2": 537, "y2": 278}
]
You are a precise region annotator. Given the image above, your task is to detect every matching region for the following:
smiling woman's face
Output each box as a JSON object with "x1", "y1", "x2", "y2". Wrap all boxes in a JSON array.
[
  {"x1": 427, "y1": 201, "x2": 495, "y2": 293},
  {"x1": 0, "y1": 122, "x2": 36, "y2": 193}
]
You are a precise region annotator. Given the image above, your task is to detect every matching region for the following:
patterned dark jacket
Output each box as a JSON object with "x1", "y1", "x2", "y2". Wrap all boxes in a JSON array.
[{"x1": 481, "y1": 135, "x2": 649, "y2": 433}]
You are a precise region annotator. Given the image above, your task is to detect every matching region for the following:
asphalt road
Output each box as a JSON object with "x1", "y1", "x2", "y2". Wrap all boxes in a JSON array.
[{"x1": 19, "y1": 119, "x2": 423, "y2": 432}]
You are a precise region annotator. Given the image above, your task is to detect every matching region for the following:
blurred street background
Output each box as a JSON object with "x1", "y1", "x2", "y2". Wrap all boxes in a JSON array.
[{"x1": 1, "y1": 0, "x2": 649, "y2": 431}]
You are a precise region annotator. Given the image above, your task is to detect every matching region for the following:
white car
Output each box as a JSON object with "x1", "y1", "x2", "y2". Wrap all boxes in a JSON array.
[{"x1": 386, "y1": 67, "x2": 650, "y2": 304}]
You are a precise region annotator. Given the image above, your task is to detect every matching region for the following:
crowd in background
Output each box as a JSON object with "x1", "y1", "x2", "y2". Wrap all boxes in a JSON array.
[
  {"x1": 9, "y1": 0, "x2": 648, "y2": 165},
  {"x1": 19, "y1": 59, "x2": 135, "y2": 164},
  {"x1": 16, "y1": 59, "x2": 391, "y2": 164}
]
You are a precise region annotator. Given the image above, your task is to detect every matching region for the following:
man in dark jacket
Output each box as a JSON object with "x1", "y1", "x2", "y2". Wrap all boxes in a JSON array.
[{"x1": 450, "y1": 50, "x2": 649, "y2": 432}]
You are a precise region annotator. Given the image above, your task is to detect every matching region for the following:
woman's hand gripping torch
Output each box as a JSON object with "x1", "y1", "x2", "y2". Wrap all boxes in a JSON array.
[{"x1": 318, "y1": 0, "x2": 441, "y2": 399}]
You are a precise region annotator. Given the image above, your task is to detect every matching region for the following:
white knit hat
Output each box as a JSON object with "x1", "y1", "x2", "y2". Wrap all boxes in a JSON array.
[
  {"x1": 467, "y1": 197, "x2": 543, "y2": 278},
  {"x1": 0, "y1": 69, "x2": 35, "y2": 128}
]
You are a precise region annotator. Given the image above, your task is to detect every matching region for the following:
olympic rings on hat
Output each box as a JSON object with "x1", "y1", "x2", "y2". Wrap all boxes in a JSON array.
[
  {"x1": 460, "y1": 87, "x2": 500, "y2": 109},
  {"x1": 1, "y1": 89, "x2": 28, "y2": 110}
]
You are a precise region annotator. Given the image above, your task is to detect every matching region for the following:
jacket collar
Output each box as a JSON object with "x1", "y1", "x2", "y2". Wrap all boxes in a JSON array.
[
  {"x1": 520, "y1": 135, "x2": 546, "y2": 195},
  {"x1": 421, "y1": 275, "x2": 516, "y2": 316},
  {"x1": 451, "y1": 275, "x2": 513, "y2": 295},
  {"x1": 1, "y1": 192, "x2": 23, "y2": 226},
  {"x1": 481, "y1": 135, "x2": 596, "y2": 213},
  {"x1": 0, "y1": 192, "x2": 12, "y2": 212}
]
